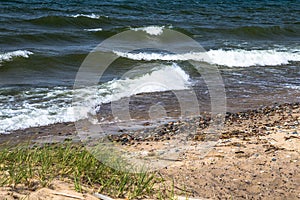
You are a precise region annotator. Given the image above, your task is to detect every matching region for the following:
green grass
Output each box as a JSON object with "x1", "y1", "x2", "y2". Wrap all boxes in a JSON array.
[{"x1": 0, "y1": 142, "x2": 161, "y2": 199}]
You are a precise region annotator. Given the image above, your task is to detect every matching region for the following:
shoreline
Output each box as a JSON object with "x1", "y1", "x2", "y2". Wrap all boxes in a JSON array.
[
  {"x1": 0, "y1": 102, "x2": 299, "y2": 199},
  {"x1": 1, "y1": 102, "x2": 299, "y2": 146}
]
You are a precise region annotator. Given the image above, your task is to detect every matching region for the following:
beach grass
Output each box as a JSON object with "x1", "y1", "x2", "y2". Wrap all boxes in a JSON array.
[{"x1": 0, "y1": 141, "x2": 161, "y2": 199}]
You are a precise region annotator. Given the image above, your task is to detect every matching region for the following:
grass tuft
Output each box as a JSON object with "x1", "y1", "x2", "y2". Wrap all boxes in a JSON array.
[{"x1": 0, "y1": 142, "x2": 158, "y2": 199}]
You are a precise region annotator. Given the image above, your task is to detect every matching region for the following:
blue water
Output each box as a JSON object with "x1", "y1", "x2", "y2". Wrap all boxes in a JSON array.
[{"x1": 0, "y1": 0, "x2": 299, "y2": 133}]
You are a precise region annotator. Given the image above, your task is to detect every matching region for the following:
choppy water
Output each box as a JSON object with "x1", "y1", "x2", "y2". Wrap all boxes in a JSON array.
[{"x1": 0, "y1": 0, "x2": 299, "y2": 133}]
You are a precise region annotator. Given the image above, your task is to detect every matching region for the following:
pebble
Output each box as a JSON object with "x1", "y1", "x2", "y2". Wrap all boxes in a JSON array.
[
  {"x1": 143, "y1": 122, "x2": 151, "y2": 126},
  {"x1": 102, "y1": 102, "x2": 299, "y2": 163}
]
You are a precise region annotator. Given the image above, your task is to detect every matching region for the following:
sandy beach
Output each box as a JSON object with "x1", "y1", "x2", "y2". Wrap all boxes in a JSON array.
[{"x1": 0, "y1": 102, "x2": 299, "y2": 199}]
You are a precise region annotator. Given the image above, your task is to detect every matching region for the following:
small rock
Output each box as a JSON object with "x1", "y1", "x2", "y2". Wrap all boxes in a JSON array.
[
  {"x1": 272, "y1": 157, "x2": 277, "y2": 161},
  {"x1": 235, "y1": 150, "x2": 245, "y2": 154},
  {"x1": 143, "y1": 122, "x2": 151, "y2": 126}
]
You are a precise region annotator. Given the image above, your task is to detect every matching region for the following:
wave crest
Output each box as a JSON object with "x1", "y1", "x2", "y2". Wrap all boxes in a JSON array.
[
  {"x1": 0, "y1": 50, "x2": 33, "y2": 64},
  {"x1": 131, "y1": 26, "x2": 166, "y2": 36},
  {"x1": 71, "y1": 13, "x2": 107, "y2": 19},
  {"x1": 114, "y1": 49, "x2": 300, "y2": 67},
  {"x1": 84, "y1": 28, "x2": 103, "y2": 32}
]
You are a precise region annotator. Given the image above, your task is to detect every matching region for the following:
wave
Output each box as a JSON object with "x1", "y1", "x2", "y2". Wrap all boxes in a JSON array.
[
  {"x1": 114, "y1": 49, "x2": 300, "y2": 67},
  {"x1": 0, "y1": 50, "x2": 33, "y2": 65},
  {"x1": 28, "y1": 15, "x2": 110, "y2": 27},
  {"x1": 106, "y1": 25, "x2": 297, "y2": 39},
  {"x1": 0, "y1": 63, "x2": 191, "y2": 133},
  {"x1": 206, "y1": 49, "x2": 300, "y2": 67},
  {"x1": 84, "y1": 28, "x2": 103, "y2": 32},
  {"x1": 0, "y1": 86, "x2": 75, "y2": 134},
  {"x1": 71, "y1": 13, "x2": 107, "y2": 19},
  {"x1": 173, "y1": 25, "x2": 299, "y2": 39},
  {"x1": 73, "y1": 63, "x2": 191, "y2": 115},
  {"x1": 97, "y1": 62, "x2": 190, "y2": 103},
  {"x1": 128, "y1": 25, "x2": 298, "y2": 39},
  {"x1": 130, "y1": 26, "x2": 169, "y2": 36}
]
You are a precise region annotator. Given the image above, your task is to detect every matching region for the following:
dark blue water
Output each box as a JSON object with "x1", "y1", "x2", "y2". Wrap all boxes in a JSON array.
[{"x1": 0, "y1": 0, "x2": 299, "y2": 133}]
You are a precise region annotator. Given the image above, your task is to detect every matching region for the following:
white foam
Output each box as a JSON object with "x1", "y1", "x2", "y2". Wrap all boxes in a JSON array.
[
  {"x1": 0, "y1": 63, "x2": 191, "y2": 133},
  {"x1": 84, "y1": 28, "x2": 103, "y2": 32},
  {"x1": 114, "y1": 49, "x2": 300, "y2": 67},
  {"x1": 72, "y1": 63, "x2": 191, "y2": 114},
  {"x1": 71, "y1": 14, "x2": 104, "y2": 19},
  {"x1": 0, "y1": 107, "x2": 76, "y2": 134},
  {"x1": 0, "y1": 50, "x2": 33, "y2": 64},
  {"x1": 99, "y1": 63, "x2": 191, "y2": 103},
  {"x1": 207, "y1": 49, "x2": 300, "y2": 67},
  {"x1": 0, "y1": 87, "x2": 75, "y2": 133},
  {"x1": 131, "y1": 26, "x2": 165, "y2": 36}
]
